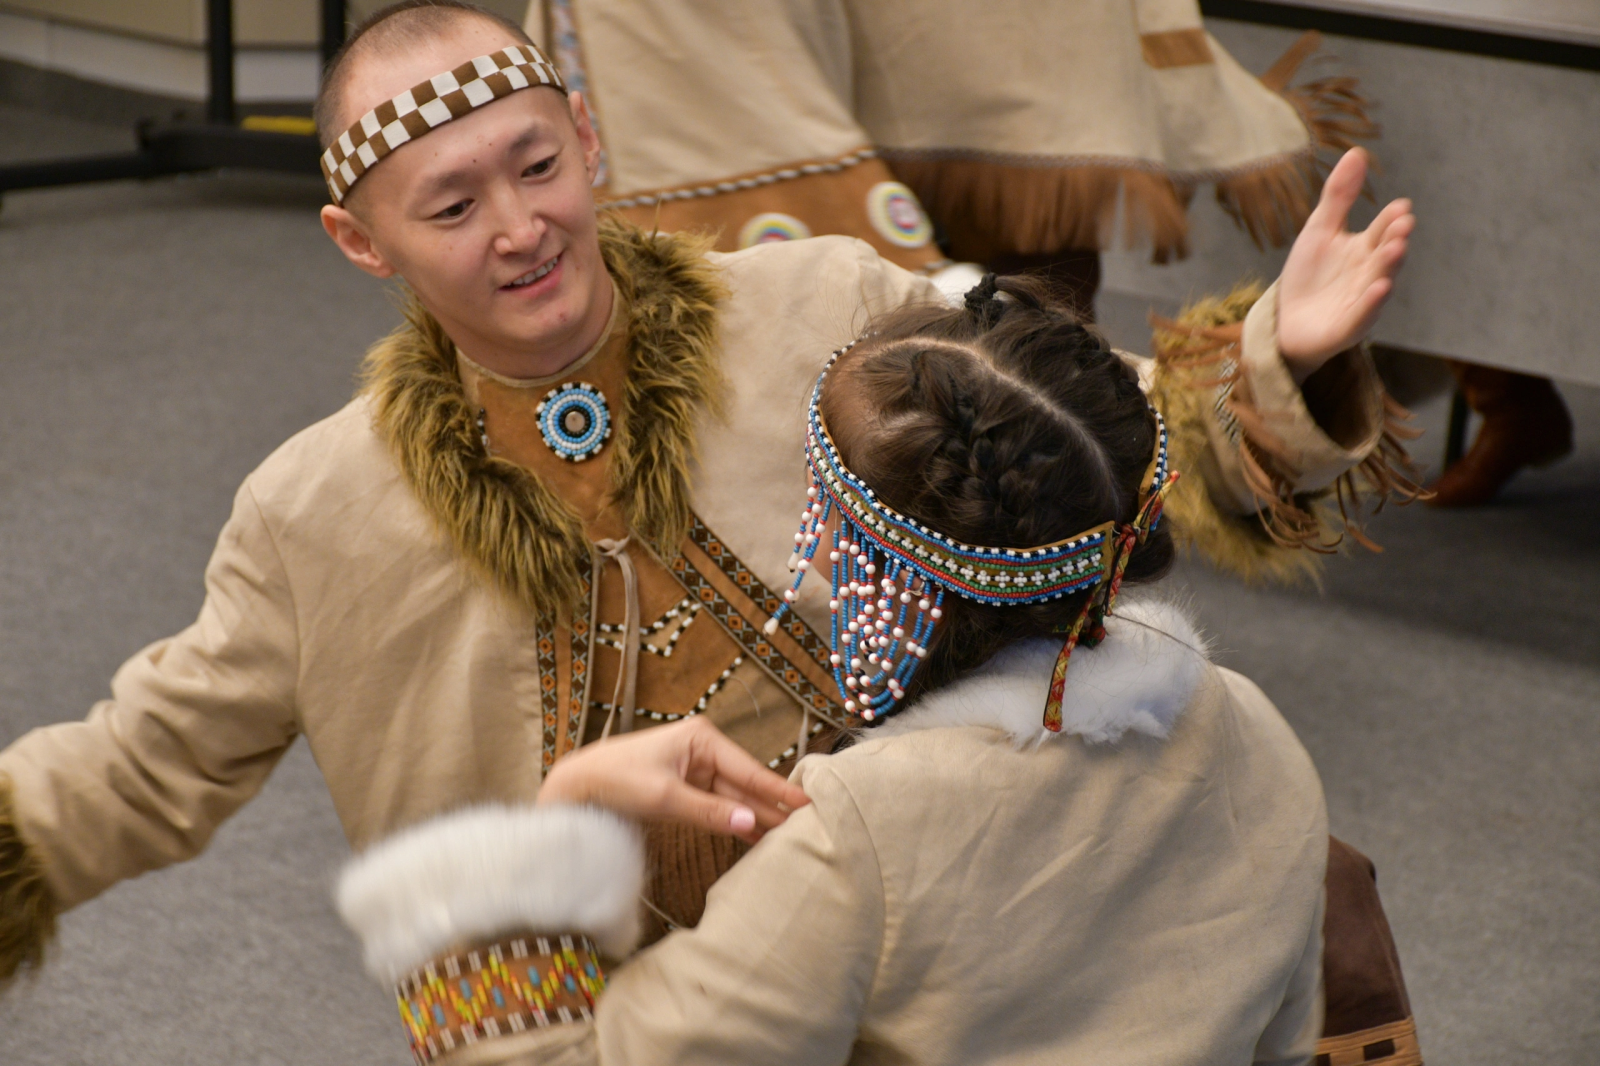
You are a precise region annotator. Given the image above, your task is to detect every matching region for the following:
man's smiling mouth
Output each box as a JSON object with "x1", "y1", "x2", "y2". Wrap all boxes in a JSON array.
[{"x1": 504, "y1": 254, "x2": 561, "y2": 289}]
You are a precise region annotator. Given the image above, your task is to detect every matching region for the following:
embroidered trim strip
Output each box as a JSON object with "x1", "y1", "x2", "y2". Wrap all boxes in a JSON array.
[
  {"x1": 673, "y1": 519, "x2": 842, "y2": 716},
  {"x1": 394, "y1": 933, "x2": 604, "y2": 1065},
  {"x1": 598, "y1": 148, "x2": 879, "y2": 211}
]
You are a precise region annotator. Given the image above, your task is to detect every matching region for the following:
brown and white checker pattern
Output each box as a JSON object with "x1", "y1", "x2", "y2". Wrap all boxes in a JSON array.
[{"x1": 321, "y1": 45, "x2": 566, "y2": 204}]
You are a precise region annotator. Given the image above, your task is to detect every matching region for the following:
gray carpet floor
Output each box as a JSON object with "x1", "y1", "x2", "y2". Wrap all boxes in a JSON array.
[{"x1": 0, "y1": 102, "x2": 1595, "y2": 1065}]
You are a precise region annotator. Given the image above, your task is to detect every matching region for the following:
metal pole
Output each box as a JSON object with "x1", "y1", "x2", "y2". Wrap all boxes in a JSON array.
[
  {"x1": 206, "y1": 0, "x2": 235, "y2": 125},
  {"x1": 321, "y1": 0, "x2": 348, "y2": 69}
]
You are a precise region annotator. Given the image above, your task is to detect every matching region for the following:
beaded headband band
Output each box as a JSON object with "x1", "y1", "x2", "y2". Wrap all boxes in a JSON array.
[
  {"x1": 321, "y1": 44, "x2": 566, "y2": 204},
  {"x1": 765, "y1": 342, "x2": 1177, "y2": 729}
]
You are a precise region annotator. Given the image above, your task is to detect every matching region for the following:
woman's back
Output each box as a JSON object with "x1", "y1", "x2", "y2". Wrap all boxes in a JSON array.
[{"x1": 598, "y1": 601, "x2": 1326, "y2": 1065}]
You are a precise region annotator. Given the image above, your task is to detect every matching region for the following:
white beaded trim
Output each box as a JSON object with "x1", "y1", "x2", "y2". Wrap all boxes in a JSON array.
[{"x1": 597, "y1": 149, "x2": 879, "y2": 210}]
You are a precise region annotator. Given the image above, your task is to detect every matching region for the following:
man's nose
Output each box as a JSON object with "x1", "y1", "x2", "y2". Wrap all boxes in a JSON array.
[{"x1": 490, "y1": 193, "x2": 545, "y2": 257}]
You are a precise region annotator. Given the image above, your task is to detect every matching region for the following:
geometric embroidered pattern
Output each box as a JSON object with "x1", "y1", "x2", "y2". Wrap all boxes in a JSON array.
[
  {"x1": 673, "y1": 517, "x2": 842, "y2": 717},
  {"x1": 537, "y1": 550, "x2": 593, "y2": 770},
  {"x1": 394, "y1": 933, "x2": 604, "y2": 1065},
  {"x1": 320, "y1": 45, "x2": 565, "y2": 204},
  {"x1": 567, "y1": 551, "x2": 594, "y2": 758},
  {"x1": 537, "y1": 614, "x2": 560, "y2": 770}
]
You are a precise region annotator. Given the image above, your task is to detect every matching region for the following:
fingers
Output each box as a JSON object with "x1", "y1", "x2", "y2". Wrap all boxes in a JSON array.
[
  {"x1": 1342, "y1": 277, "x2": 1394, "y2": 347},
  {"x1": 1364, "y1": 197, "x2": 1413, "y2": 251},
  {"x1": 677, "y1": 782, "x2": 766, "y2": 844},
  {"x1": 686, "y1": 717, "x2": 812, "y2": 813},
  {"x1": 708, "y1": 774, "x2": 796, "y2": 834},
  {"x1": 1306, "y1": 147, "x2": 1367, "y2": 233}
]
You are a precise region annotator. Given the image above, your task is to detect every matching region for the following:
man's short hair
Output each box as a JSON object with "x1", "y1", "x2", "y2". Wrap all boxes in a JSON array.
[{"x1": 315, "y1": 0, "x2": 535, "y2": 150}]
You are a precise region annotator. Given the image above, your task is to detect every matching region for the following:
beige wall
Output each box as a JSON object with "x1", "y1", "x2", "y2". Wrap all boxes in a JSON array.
[{"x1": 0, "y1": 0, "x2": 529, "y2": 45}]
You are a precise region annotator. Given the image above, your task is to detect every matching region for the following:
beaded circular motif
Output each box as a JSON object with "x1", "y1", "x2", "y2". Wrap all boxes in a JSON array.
[
  {"x1": 866, "y1": 181, "x2": 933, "y2": 249},
  {"x1": 536, "y1": 382, "x2": 612, "y2": 462},
  {"x1": 738, "y1": 212, "x2": 813, "y2": 247}
]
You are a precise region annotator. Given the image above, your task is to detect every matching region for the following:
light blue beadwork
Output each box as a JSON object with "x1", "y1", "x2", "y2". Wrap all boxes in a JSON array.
[{"x1": 536, "y1": 382, "x2": 612, "y2": 462}]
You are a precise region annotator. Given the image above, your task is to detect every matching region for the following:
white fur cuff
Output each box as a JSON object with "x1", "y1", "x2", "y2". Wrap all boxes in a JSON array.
[{"x1": 336, "y1": 804, "x2": 645, "y2": 983}]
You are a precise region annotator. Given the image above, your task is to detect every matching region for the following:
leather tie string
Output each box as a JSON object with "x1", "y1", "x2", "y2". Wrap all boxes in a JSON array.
[{"x1": 596, "y1": 537, "x2": 641, "y2": 738}]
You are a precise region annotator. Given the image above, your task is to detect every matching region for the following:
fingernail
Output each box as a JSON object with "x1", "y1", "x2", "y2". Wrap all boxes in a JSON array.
[{"x1": 730, "y1": 807, "x2": 756, "y2": 833}]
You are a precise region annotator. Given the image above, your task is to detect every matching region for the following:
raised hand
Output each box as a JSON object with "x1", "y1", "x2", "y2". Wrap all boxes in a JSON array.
[
  {"x1": 1277, "y1": 148, "x2": 1414, "y2": 383},
  {"x1": 536, "y1": 716, "x2": 811, "y2": 844}
]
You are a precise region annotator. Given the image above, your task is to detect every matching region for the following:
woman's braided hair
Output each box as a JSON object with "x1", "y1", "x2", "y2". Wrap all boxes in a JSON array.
[{"x1": 820, "y1": 274, "x2": 1175, "y2": 701}]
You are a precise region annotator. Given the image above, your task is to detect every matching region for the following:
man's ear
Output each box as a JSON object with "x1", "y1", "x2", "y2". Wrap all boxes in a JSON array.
[
  {"x1": 321, "y1": 203, "x2": 398, "y2": 279},
  {"x1": 568, "y1": 91, "x2": 602, "y2": 185}
]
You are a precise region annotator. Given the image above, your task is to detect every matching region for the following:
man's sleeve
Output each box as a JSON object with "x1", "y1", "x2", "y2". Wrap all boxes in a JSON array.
[
  {"x1": 1141, "y1": 281, "x2": 1420, "y2": 584},
  {"x1": 0, "y1": 477, "x2": 301, "y2": 970}
]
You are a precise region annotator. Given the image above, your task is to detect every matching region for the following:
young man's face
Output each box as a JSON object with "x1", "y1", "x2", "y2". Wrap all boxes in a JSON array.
[{"x1": 321, "y1": 25, "x2": 609, "y2": 373}]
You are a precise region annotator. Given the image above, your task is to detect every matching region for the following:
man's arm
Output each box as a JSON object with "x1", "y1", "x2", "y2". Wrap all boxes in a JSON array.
[{"x1": 0, "y1": 479, "x2": 301, "y2": 982}]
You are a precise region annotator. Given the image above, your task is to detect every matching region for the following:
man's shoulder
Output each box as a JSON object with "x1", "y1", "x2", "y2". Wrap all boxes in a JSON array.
[
  {"x1": 244, "y1": 394, "x2": 402, "y2": 516},
  {"x1": 711, "y1": 236, "x2": 889, "y2": 315},
  {"x1": 708, "y1": 236, "x2": 936, "y2": 352},
  {"x1": 709, "y1": 233, "x2": 879, "y2": 278}
]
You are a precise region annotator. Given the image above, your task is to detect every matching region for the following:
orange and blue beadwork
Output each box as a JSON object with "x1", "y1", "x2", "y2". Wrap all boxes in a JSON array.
[{"x1": 394, "y1": 933, "x2": 607, "y2": 1065}]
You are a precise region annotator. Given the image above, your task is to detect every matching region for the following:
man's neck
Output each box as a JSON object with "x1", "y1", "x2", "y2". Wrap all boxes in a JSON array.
[{"x1": 455, "y1": 276, "x2": 617, "y2": 382}]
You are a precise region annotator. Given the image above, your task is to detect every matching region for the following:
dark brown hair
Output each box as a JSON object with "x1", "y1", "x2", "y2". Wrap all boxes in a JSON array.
[
  {"x1": 822, "y1": 275, "x2": 1174, "y2": 703},
  {"x1": 315, "y1": 1, "x2": 536, "y2": 150}
]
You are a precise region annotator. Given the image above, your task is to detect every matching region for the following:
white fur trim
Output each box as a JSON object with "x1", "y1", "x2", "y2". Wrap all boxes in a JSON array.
[
  {"x1": 336, "y1": 804, "x2": 645, "y2": 983},
  {"x1": 873, "y1": 598, "x2": 1209, "y2": 747},
  {"x1": 929, "y1": 261, "x2": 989, "y2": 305}
]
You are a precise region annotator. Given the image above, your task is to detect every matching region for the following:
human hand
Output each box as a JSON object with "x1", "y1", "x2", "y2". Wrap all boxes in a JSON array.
[
  {"x1": 1277, "y1": 148, "x2": 1414, "y2": 383},
  {"x1": 536, "y1": 716, "x2": 811, "y2": 844}
]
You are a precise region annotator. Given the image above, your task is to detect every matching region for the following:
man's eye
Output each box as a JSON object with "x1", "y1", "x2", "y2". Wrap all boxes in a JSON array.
[
  {"x1": 524, "y1": 156, "x2": 556, "y2": 178},
  {"x1": 436, "y1": 200, "x2": 470, "y2": 220}
]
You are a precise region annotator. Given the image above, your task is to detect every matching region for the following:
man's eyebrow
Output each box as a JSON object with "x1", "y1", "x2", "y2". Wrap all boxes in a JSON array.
[{"x1": 414, "y1": 124, "x2": 556, "y2": 201}]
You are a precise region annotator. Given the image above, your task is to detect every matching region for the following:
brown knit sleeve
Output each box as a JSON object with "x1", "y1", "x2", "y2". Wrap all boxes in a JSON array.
[{"x1": 636, "y1": 726, "x2": 845, "y2": 946}]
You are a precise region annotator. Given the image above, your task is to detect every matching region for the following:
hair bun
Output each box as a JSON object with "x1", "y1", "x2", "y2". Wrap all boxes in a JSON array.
[{"x1": 963, "y1": 273, "x2": 1002, "y2": 326}]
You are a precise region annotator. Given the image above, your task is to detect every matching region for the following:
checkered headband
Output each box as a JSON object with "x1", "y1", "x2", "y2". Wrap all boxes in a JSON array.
[{"x1": 321, "y1": 44, "x2": 566, "y2": 204}]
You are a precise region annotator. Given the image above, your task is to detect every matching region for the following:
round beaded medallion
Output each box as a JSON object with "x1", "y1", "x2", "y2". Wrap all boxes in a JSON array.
[
  {"x1": 536, "y1": 381, "x2": 612, "y2": 462},
  {"x1": 865, "y1": 181, "x2": 933, "y2": 249}
]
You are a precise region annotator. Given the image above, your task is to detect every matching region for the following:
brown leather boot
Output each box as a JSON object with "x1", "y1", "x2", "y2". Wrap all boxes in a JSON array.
[{"x1": 1428, "y1": 362, "x2": 1573, "y2": 507}]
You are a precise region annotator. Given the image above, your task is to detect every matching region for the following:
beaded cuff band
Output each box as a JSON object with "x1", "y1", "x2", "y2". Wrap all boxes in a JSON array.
[
  {"x1": 321, "y1": 44, "x2": 566, "y2": 204},
  {"x1": 765, "y1": 341, "x2": 1176, "y2": 728},
  {"x1": 394, "y1": 933, "x2": 605, "y2": 1065}
]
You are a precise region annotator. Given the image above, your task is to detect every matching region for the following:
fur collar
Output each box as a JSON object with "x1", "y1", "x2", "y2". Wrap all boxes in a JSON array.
[
  {"x1": 872, "y1": 599, "x2": 1210, "y2": 747},
  {"x1": 360, "y1": 217, "x2": 727, "y2": 616}
]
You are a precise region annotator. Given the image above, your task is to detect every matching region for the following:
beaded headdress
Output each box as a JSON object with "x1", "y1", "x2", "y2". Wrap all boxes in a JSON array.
[
  {"x1": 765, "y1": 340, "x2": 1178, "y2": 731},
  {"x1": 321, "y1": 44, "x2": 566, "y2": 204}
]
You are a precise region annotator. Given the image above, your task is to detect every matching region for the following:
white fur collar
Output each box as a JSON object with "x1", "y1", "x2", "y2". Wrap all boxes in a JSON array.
[
  {"x1": 872, "y1": 599, "x2": 1209, "y2": 747},
  {"x1": 336, "y1": 804, "x2": 644, "y2": 983}
]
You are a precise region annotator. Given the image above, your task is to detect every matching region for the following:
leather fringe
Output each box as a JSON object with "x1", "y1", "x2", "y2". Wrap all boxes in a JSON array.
[
  {"x1": 1216, "y1": 31, "x2": 1381, "y2": 250},
  {"x1": 1149, "y1": 284, "x2": 1423, "y2": 584},
  {"x1": 0, "y1": 773, "x2": 57, "y2": 986},
  {"x1": 639, "y1": 821, "x2": 749, "y2": 946},
  {"x1": 884, "y1": 154, "x2": 1192, "y2": 265},
  {"x1": 886, "y1": 31, "x2": 1375, "y2": 262},
  {"x1": 360, "y1": 216, "x2": 727, "y2": 618}
]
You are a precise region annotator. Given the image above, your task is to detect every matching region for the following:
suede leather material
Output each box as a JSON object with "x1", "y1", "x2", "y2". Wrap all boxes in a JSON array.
[{"x1": 1322, "y1": 837, "x2": 1413, "y2": 1038}]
